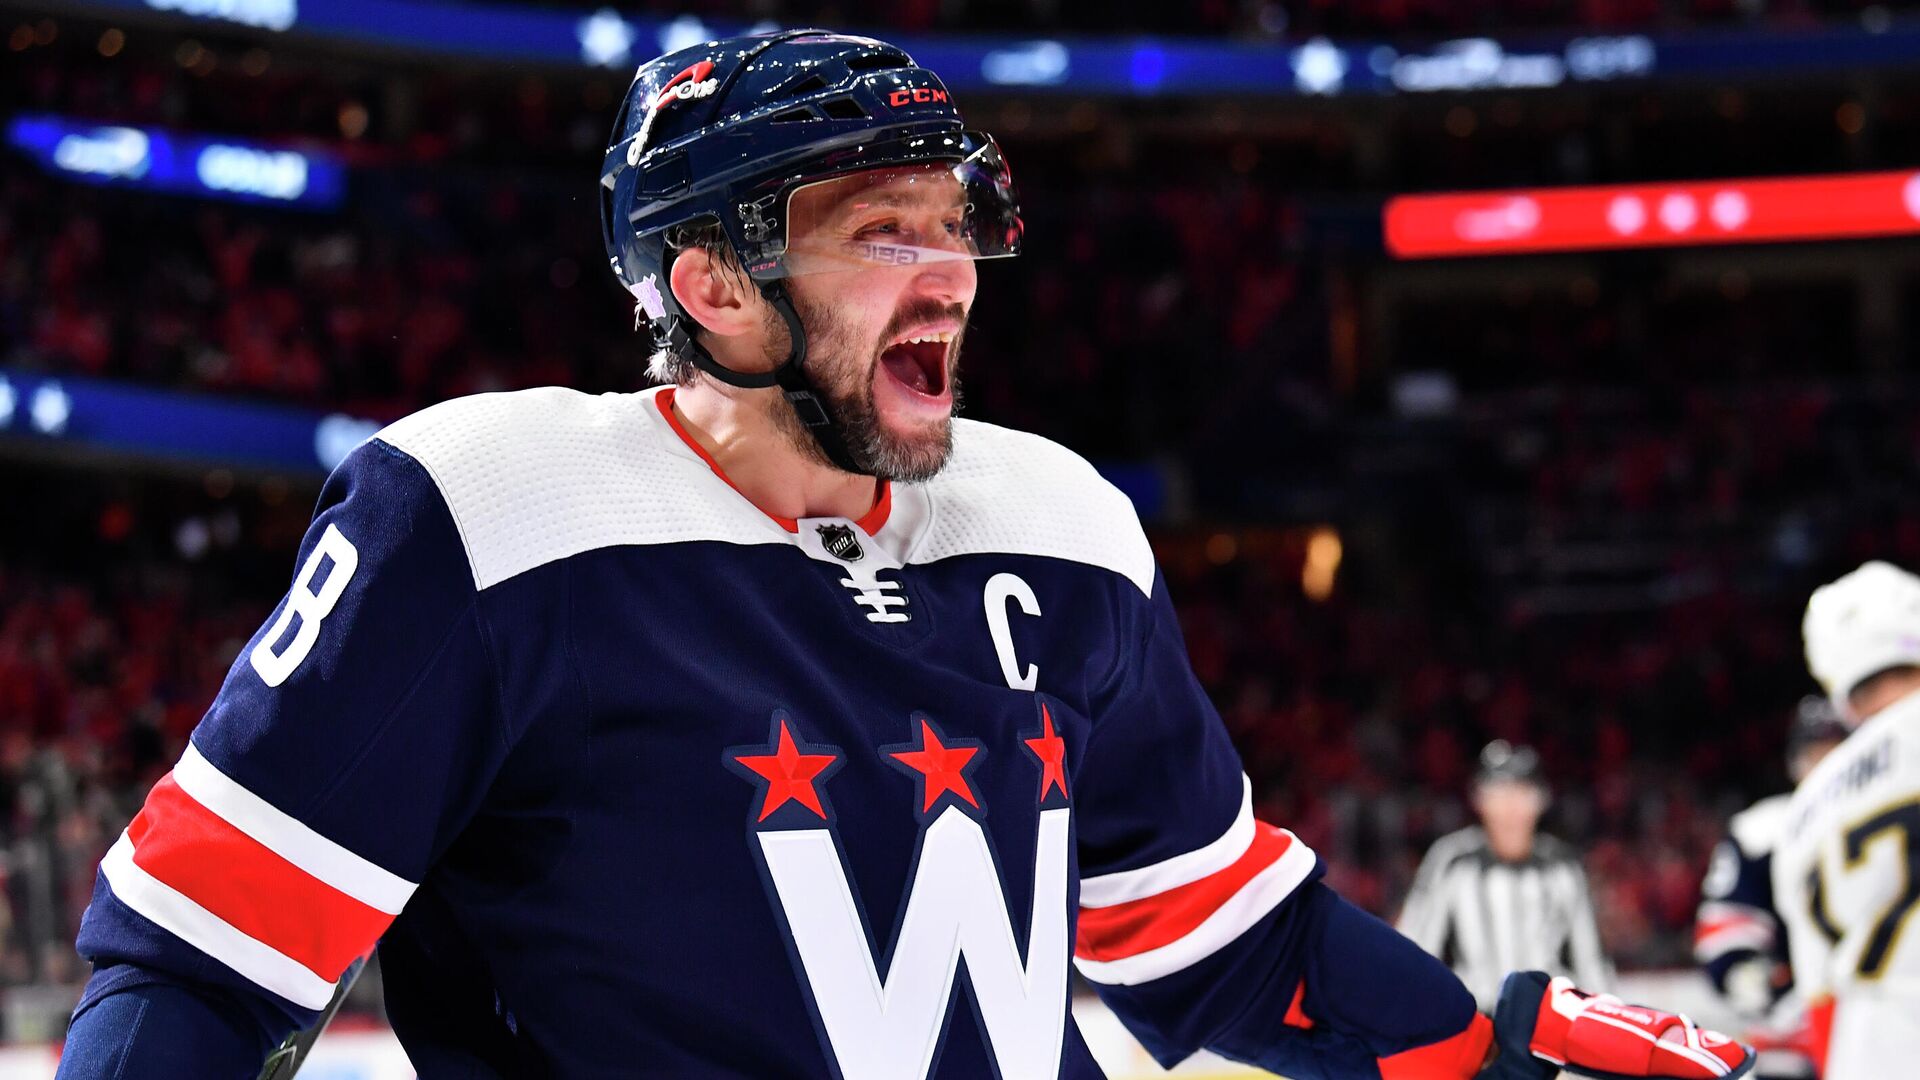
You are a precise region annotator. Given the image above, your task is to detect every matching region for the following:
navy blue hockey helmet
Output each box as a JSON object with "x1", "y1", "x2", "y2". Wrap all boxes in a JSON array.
[
  {"x1": 598, "y1": 30, "x2": 1023, "y2": 469},
  {"x1": 1788, "y1": 694, "x2": 1849, "y2": 756}
]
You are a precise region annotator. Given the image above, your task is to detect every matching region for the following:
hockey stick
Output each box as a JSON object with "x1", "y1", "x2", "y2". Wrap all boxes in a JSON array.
[{"x1": 255, "y1": 955, "x2": 368, "y2": 1080}]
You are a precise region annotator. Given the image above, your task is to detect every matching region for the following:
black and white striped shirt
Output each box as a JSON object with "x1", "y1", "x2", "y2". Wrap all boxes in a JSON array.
[{"x1": 1396, "y1": 827, "x2": 1614, "y2": 1009}]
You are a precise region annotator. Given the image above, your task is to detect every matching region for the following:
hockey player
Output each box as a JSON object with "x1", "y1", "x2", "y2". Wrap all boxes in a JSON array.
[
  {"x1": 57, "y1": 31, "x2": 1753, "y2": 1080},
  {"x1": 1773, "y1": 561, "x2": 1920, "y2": 1079},
  {"x1": 1695, "y1": 698, "x2": 1848, "y2": 1080}
]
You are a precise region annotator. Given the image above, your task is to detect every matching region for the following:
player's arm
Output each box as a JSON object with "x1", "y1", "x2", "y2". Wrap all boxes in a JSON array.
[
  {"x1": 1079, "y1": 571, "x2": 1752, "y2": 1080},
  {"x1": 1696, "y1": 835, "x2": 1782, "y2": 1014},
  {"x1": 1075, "y1": 571, "x2": 1490, "y2": 1078},
  {"x1": 58, "y1": 438, "x2": 511, "y2": 1079}
]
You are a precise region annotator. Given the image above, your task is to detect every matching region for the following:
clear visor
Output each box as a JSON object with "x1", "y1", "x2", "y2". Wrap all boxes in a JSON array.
[{"x1": 767, "y1": 137, "x2": 1023, "y2": 279}]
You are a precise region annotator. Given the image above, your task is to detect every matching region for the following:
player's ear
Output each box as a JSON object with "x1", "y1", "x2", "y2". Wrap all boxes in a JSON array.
[{"x1": 670, "y1": 246, "x2": 761, "y2": 339}]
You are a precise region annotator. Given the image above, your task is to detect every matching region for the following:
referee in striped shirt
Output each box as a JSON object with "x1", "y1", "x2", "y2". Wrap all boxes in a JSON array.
[{"x1": 1396, "y1": 740, "x2": 1614, "y2": 1010}]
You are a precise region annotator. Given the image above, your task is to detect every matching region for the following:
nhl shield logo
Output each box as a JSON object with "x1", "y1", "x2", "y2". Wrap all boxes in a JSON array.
[{"x1": 817, "y1": 523, "x2": 864, "y2": 562}]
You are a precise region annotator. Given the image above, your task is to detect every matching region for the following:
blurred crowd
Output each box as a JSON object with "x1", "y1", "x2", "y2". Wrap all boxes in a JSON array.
[
  {"x1": 2, "y1": 169, "x2": 622, "y2": 418},
  {"x1": 0, "y1": 463, "x2": 307, "y2": 1000},
  {"x1": 508, "y1": 0, "x2": 1920, "y2": 36},
  {"x1": 6, "y1": 3, "x2": 1920, "y2": 1036}
]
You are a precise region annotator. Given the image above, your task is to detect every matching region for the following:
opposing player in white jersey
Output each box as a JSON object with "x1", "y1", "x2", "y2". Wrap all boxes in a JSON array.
[
  {"x1": 1695, "y1": 698, "x2": 1847, "y2": 1080},
  {"x1": 1773, "y1": 560, "x2": 1920, "y2": 1078}
]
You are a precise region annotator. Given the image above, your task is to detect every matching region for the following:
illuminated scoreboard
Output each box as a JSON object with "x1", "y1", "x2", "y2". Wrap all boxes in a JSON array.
[{"x1": 1385, "y1": 170, "x2": 1920, "y2": 258}]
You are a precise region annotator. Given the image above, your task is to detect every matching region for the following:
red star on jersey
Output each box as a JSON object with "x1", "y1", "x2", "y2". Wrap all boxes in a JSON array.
[
  {"x1": 1024, "y1": 703, "x2": 1069, "y2": 802},
  {"x1": 889, "y1": 718, "x2": 981, "y2": 813},
  {"x1": 731, "y1": 718, "x2": 839, "y2": 822}
]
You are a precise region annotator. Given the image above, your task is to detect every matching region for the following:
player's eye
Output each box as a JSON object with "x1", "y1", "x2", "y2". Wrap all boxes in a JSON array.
[{"x1": 854, "y1": 219, "x2": 899, "y2": 238}]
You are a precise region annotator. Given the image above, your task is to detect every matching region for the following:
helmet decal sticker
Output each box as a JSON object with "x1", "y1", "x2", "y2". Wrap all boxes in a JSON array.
[
  {"x1": 632, "y1": 274, "x2": 667, "y2": 320},
  {"x1": 634, "y1": 60, "x2": 718, "y2": 158},
  {"x1": 887, "y1": 87, "x2": 951, "y2": 108},
  {"x1": 653, "y1": 61, "x2": 718, "y2": 111}
]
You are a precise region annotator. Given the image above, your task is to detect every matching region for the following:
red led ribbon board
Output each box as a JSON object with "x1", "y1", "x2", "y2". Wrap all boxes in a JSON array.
[{"x1": 1384, "y1": 170, "x2": 1920, "y2": 258}]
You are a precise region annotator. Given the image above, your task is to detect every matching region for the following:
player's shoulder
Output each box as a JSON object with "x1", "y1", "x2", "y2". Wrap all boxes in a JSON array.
[
  {"x1": 1727, "y1": 792, "x2": 1795, "y2": 856},
  {"x1": 375, "y1": 383, "x2": 671, "y2": 474},
  {"x1": 1855, "y1": 690, "x2": 1920, "y2": 749},
  {"x1": 1783, "y1": 698, "x2": 1919, "y2": 837},
  {"x1": 371, "y1": 386, "x2": 765, "y2": 591},
  {"x1": 1795, "y1": 698, "x2": 1912, "y2": 796},
  {"x1": 913, "y1": 418, "x2": 1154, "y2": 596}
]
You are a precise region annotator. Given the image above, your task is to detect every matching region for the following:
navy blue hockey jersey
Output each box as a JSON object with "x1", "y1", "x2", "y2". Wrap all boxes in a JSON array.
[
  {"x1": 64, "y1": 386, "x2": 1481, "y2": 1079},
  {"x1": 1696, "y1": 794, "x2": 1794, "y2": 1012}
]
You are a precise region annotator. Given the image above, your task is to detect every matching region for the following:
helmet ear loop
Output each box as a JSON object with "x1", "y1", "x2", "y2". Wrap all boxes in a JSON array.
[
  {"x1": 762, "y1": 281, "x2": 862, "y2": 475},
  {"x1": 671, "y1": 312, "x2": 779, "y2": 391},
  {"x1": 659, "y1": 277, "x2": 862, "y2": 475}
]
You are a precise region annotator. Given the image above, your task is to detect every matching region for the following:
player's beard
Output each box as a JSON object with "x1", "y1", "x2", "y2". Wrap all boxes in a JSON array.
[{"x1": 768, "y1": 288, "x2": 966, "y2": 484}]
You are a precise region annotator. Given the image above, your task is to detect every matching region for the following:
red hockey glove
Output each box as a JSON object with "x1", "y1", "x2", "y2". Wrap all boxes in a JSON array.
[
  {"x1": 1742, "y1": 1023, "x2": 1818, "y2": 1080},
  {"x1": 1742, "y1": 994, "x2": 1830, "y2": 1078},
  {"x1": 1479, "y1": 972, "x2": 1755, "y2": 1080}
]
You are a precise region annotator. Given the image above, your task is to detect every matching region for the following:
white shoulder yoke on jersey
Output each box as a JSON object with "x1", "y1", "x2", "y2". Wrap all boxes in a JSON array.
[
  {"x1": 928, "y1": 414, "x2": 1153, "y2": 596},
  {"x1": 1727, "y1": 792, "x2": 1793, "y2": 857},
  {"x1": 376, "y1": 386, "x2": 1155, "y2": 596}
]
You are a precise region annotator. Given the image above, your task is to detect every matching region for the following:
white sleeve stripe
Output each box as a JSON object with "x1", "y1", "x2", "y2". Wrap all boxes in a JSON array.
[
  {"x1": 1698, "y1": 900, "x2": 1780, "y2": 930},
  {"x1": 1078, "y1": 775, "x2": 1254, "y2": 909},
  {"x1": 100, "y1": 832, "x2": 338, "y2": 1011},
  {"x1": 1694, "y1": 924, "x2": 1776, "y2": 959},
  {"x1": 175, "y1": 742, "x2": 416, "y2": 914},
  {"x1": 1072, "y1": 833, "x2": 1317, "y2": 986}
]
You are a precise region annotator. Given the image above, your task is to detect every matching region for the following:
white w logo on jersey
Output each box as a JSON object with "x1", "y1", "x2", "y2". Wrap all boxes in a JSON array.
[{"x1": 756, "y1": 806, "x2": 1072, "y2": 1080}]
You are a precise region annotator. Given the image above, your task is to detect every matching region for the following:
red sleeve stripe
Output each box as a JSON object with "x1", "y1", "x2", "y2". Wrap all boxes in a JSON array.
[
  {"x1": 1078, "y1": 775, "x2": 1255, "y2": 909},
  {"x1": 171, "y1": 742, "x2": 415, "y2": 913},
  {"x1": 1697, "y1": 900, "x2": 1778, "y2": 930},
  {"x1": 1693, "y1": 901, "x2": 1777, "y2": 959},
  {"x1": 101, "y1": 833, "x2": 338, "y2": 1010},
  {"x1": 124, "y1": 775, "x2": 395, "y2": 984},
  {"x1": 98, "y1": 746, "x2": 419, "y2": 1010},
  {"x1": 1692, "y1": 919, "x2": 1774, "y2": 959},
  {"x1": 1073, "y1": 821, "x2": 1317, "y2": 986}
]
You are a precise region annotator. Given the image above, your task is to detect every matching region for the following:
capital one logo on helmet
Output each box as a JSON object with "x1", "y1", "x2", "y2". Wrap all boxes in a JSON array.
[{"x1": 652, "y1": 60, "x2": 718, "y2": 111}]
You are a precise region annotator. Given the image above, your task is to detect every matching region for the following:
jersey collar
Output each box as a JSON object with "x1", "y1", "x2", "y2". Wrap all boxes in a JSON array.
[{"x1": 654, "y1": 386, "x2": 892, "y2": 536}]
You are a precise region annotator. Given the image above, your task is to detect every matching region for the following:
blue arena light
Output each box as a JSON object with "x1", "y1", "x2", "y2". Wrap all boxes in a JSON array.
[
  {"x1": 38, "y1": 1, "x2": 1920, "y2": 96},
  {"x1": 1127, "y1": 45, "x2": 1167, "y2": 92},
  {"x1": 143, "y1": 0, "x2": 298, "y2": 32},
  {"x1": 7, "y1": 115, "x2": 346, "y2": 210},
  {"x1": 0, "y1": 369, "x2": 380, "y2": 473}
]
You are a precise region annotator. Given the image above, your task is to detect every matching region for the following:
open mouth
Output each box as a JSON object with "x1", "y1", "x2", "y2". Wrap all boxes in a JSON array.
[{"x1": 879, "y1": 331, "x2": 952, "y2": 398}]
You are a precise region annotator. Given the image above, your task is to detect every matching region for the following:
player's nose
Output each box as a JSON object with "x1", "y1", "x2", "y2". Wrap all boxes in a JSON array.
[{"x1": 910, "y1": 255, "x2": 976, "y2": 309}]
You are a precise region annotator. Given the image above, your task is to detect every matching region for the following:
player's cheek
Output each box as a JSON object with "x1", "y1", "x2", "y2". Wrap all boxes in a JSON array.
[{"x1": 953, "y1": 257, "x2": 978, "y2": 303}]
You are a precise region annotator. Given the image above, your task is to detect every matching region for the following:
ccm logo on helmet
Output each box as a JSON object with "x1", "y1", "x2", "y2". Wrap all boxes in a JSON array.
[
  {"x1": 888, "y1": 87, "x2": 950, "y2": 107},
  {"x1": 652, "y1": 61, "x2": 718, "y2": 111}
]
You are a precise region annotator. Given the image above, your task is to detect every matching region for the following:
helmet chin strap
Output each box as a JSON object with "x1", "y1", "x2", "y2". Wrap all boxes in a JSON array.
[{"x1": 670, "y1": 282, "x2": 864, "y2": 476}]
